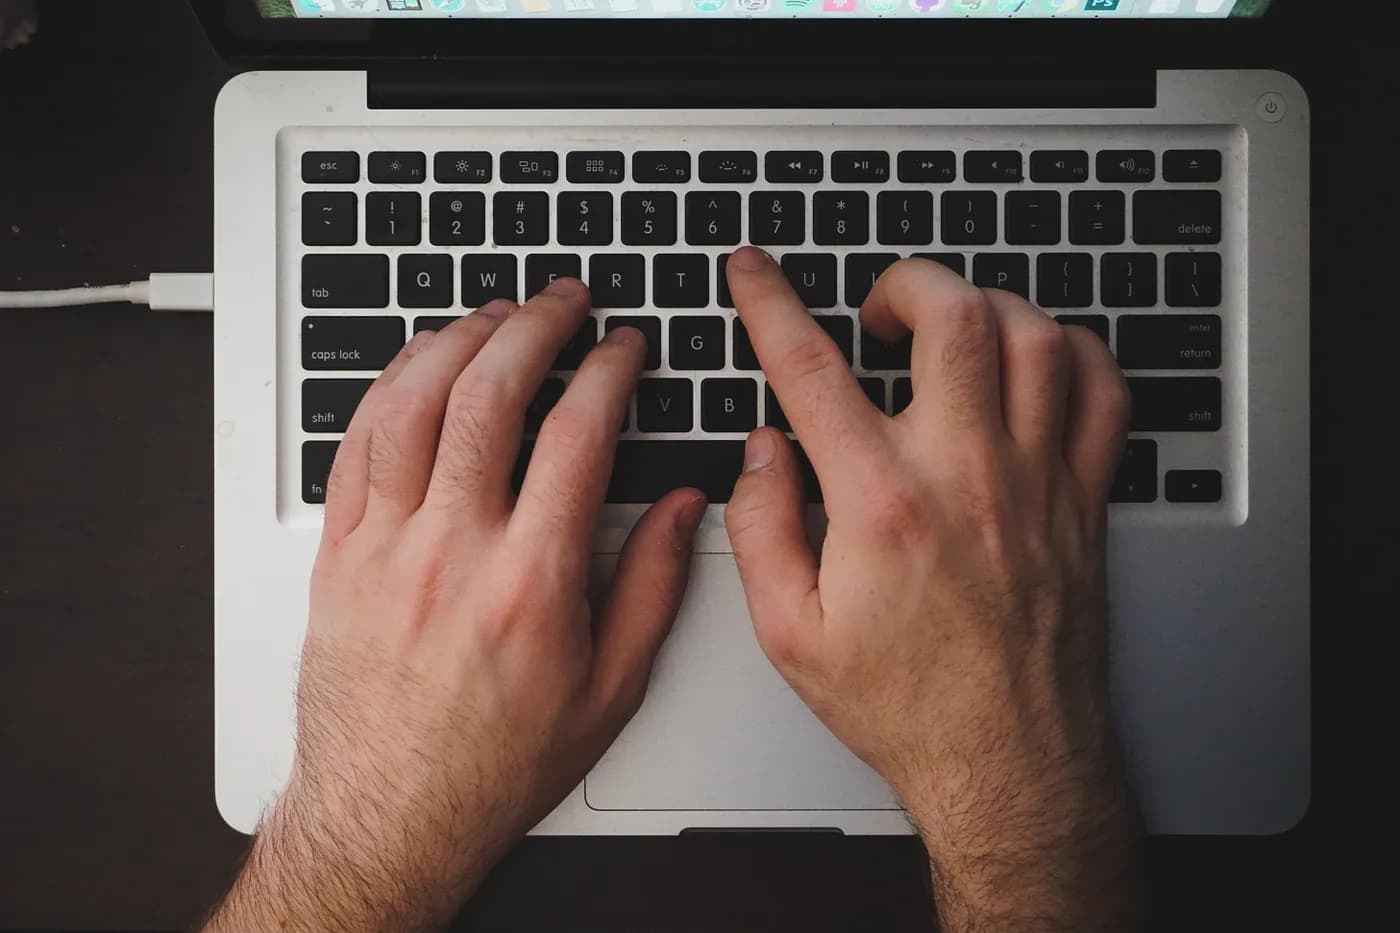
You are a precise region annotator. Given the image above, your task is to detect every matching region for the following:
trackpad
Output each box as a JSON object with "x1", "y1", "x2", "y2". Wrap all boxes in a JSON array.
[{"x1": 586, "y1": 554, "x2": 899, "y2": 812}]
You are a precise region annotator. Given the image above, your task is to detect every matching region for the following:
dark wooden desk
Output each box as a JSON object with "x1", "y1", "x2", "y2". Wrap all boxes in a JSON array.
[{"x1": 1, "y1": 3, "x2": 1394, "y2": 930}]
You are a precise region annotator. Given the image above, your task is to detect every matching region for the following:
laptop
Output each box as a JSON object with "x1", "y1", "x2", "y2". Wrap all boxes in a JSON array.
[{"x1": 205, "y1": 0, "x2": 1310, "y2": 836}]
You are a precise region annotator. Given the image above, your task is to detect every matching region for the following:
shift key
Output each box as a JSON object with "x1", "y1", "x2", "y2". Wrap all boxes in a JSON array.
[
  {"x1": 1128, "y1": 377, "x2": 1222, "y2": 432},
  {"x1": 303, "y1": 316, "x2": 404, "y2": 371},
  {"x1": 302, "y1": 254, "x2": 390, "y2": 308},
  {"x1": 1133, "y1": 190, "x2": 1221, "y2": 245}
]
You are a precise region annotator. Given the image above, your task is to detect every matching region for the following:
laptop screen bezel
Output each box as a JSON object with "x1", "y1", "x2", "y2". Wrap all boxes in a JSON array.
[{"x1": 192, "y1": 0, "x2": 1296, "y2": 65}]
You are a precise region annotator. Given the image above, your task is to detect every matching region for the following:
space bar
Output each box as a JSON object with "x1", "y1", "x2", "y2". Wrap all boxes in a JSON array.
[{"x1": 514, "y1": 440, "x2": 745, "y2": 504}]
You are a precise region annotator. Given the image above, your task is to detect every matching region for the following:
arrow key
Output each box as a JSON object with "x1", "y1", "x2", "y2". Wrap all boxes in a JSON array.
[{"x1": 1166, "y1": 470, "x2": 1223, "y2": 503}]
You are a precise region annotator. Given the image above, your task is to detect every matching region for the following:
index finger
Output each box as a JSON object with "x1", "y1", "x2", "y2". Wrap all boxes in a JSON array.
[{"x1": 726, "y1": 247, "x2": 887, "y2": 482}]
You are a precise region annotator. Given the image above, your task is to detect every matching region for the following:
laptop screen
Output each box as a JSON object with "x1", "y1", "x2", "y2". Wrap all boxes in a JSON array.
[{"x1": 265, "y1": 0, "x2": 1274, "y2": 19}]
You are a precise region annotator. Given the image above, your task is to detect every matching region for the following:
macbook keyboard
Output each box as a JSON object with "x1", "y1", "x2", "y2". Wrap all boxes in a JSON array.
[{"x1": 292, "y1": 129, "x2": 1233, "y2": 515}]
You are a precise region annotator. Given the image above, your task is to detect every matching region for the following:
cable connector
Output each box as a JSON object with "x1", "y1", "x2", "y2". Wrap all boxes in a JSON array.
[{"x1": 0, "y1": 273, "x2": 214, "y2": 312}]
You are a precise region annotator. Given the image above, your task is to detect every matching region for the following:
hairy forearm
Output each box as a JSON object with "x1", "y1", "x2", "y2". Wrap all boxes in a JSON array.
[
  {"x1": 203, "y1": 782, "x2": 496, "y2": 933},
  {"x1": 904, "y1": 759, "x2": 1145, "y2": 933}
]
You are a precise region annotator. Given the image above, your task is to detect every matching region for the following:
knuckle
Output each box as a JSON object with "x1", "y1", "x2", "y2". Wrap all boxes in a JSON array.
[
  {"x1": 540, "y1": 404, "x2": 607, "y2": 458},
  {"x1": 864, "y1": 484, "x2": 930, "y2": 543},
  {"x1": 778, "y1": 334, "x2": 846, "y2": 384},
  {"x1": 1015, "y1": 315, "x2": 1070, "y2": 368},
  {"x1": 365, "y1": 422, "x2": 406, "y2": 489}
]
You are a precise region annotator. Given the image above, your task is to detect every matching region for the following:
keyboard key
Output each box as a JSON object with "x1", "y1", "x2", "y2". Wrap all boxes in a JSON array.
[
  {"x1": 964, "y1": 151, "x2": 1022, "y2": 184},
  {"x1": 781, "y1": 253, "x2": 837, "y2": 309},
  {"x1": 699, "y1": 151, "x2": 758, "y2": 184},
  {"x1": 605, "y1": 315, "x2": 662, "y2": 370},
  {"x1": 1036, "y1": 253, "x2": 1093, "y2": 308},
  {"x1": 462, "y1": 254, "x2": 518, "y2": 305},
  {"x1": 654, "y1": 254, "x2": 709, "y2": 308},
  {"x1": 686, "y1": 191, "x2": 742, "y2": 246},
  {"x1": 1110, "y1": 439, "x2": 1158, "y2": 503},
  {"x1": 1005, "y1": 191, "x2": 1062, "y2": 246},
  {"x1": 766, "y1": 151, "x2": 823, "y2": 183},
  {"x1": 500, "y1": 151, "x2": 558, "y2": 184},
  {"x1": 941, "y1": 192, "x2": 998, "y2": 246},
  {"x1": 590, "y1": 254, "x2": 646, "y2": 309},
  {"x1": 897, "y1": 151, "x2": 956, "y2": 184},
  {"x1": 302, "y1": 192, "x2": 357, "y2": 247},
  {"x1": 1127, "y1": 377, "x2": 1222, "y2": 432},
  {"x1": 302, "y1": 316, "x2": 403, "y2": 370},
  {"x1": 765, "y1": 385, "x2": 790, "y2": 431},
  {"x1": 701, "y1": 378, "x2": 758, "y2": 432},
  {"x1": 1100, "y1": 253, "x2": 1156, "y2": 307},
  {"x1": 892, "y1": 377, "x2": 913, "y2": 415},
  {"x1": 566, "y1": 150, "x2": 624, "y2": 184},
  {"x1": 302, "y1": 378, "x2": 372, "y2": 434},
  {"x1": 493, "y1": 192, "x2": 550, "y2": 246},
  {"x1": 832, "y1": 151, "x2": 890, "y2": 183},
  {"x1": 302, "y1": 254, "x2": 390, "y2": 308},
  {"x1": 733, "y1": 320, "x2": 759, "y2": 371},
  {"x1": 1055, "y1": 314, "x2": 1110, "y2": 344},
  {"x1": 608, "y1": 440, "x2": 744, "y2": 503},
  {"x1": 525, "y1": 253, "x2": 583, "y2": 299},
  {"x1": 302, "y1": 151, "x2": 358, "y2": 184},
  {"x1": 1165, "y1": 470, "x2": 1223, "y2": 503},
  {"x1": 637, "y1": 379, "x2": 694, "y2": 431},
  {"x1": 1165, "y1": 252, "x2": 1222, "y2": 307},
  {"x1": 972, "y1": 253, "x2": 1030, "y2": 299},
  {"x1": 1117, "y1": 315, "x2": 1222, "y2": 370},
  {"x1": 1163, "y1": 150, "x2": 1223, "y2": 183},
  {"x1": 813, "y1": 191, "x2": 869, "y2": 246},
  {"x1": 717, "y1": 253, "x2": 735, "y2": 308},
  {"x1": 368, "y1": 151, "x2": 426, "y2": 184},
  {"x1": 813, "y1": 315, "x2": 854, "y2": 364},
  {"x1": 557, "y1": 191, "x2": 614, "y2": 246},
  {"x1": 398, "y1": 254, "x2": 454, "y2": 308},
  {"x1": 876, "y1": 191, "x2": 934, "y2": 246},
  {"x1": 1069, "y1": 191, "x2": 1125, "y2": 245},
  {"x1": 428, "y1": 192, "x2": 486, "y2": 246},
  {"x1": 750, "y1": 191, "x2": 806, "y2": 246},
  {"x1": 1097, "y1": 150, "x2": 1155, "y2": 183},
  {"x1": 433, "y1": 151, "x2": 492, "y2": 183},
  {"x1": 911, "y1": 252, "x2": 968, "y2": 277},
  {"x1": 845, "y1": 253, "x2": 900, "y2": 307},
  {"x1": 302, "y1": 441, "x2": 338, "y2": 504},
  {"x1": 859, "y1": 377, "x2": 886, "y2": 413},
  {"x1": 633, "y1": 151, "x2": 691, "y2": 184},
  {"x1": 525, "y1": 378, "x2": 567, "y2": 433},
  {"x1": 670, "y1": 316, "x2": 725, "y2": 369},
  {"x1": 413, "y1": 316, "x2": 459, "y2": 333},
  {"x1": 861, "y1": 333, "x2": 910, "y2": 371},
  {"x1": 366, "y1": 192, "x2": 421, "y2": 246},
  {"x1": 1133, "y1": 190, "x2": 1221, "y2": 245},
  {"x1": 552, "y1": 317, "x2": 598, "y2": 371},
  {"x1": 622, "y1": 192, "x2": 678, "y2": 246},
  {"x1": 1030, "y1": 150, "x2": 1089, "y2": 183}
]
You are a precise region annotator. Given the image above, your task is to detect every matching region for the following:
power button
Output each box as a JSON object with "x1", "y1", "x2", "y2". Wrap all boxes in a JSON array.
[{"x1": 1257, "y1": 92, "x2": 1287, "y2": 124}]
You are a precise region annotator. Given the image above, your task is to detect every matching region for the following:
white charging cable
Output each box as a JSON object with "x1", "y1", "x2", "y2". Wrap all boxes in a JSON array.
[{"x1": 0, "y1": 273, "x2": 214, "y2": 312}]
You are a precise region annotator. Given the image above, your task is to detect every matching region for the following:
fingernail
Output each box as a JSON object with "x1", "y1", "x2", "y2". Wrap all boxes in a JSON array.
[
  {"x1": 543, "y1": 277, "x2": 586, "y2": 298},
  {"x1": 674, "y1": 493, "x2": 708, "y2": 548},
  {"x1": 405, "y1": 329, "x2": 436, "y2": 352},
  {"x1": 473, "y1": 298, "x2": 515, "y2": 319},
  {"x1": 744, "y1": 430, "x2": 775, "y2": 472},
  {"x1": 604, "y1": 324, "x2": 642, "y2": 347},
  {"x1": 729, "y1": 246, "x2": 773, "y2": 272}
]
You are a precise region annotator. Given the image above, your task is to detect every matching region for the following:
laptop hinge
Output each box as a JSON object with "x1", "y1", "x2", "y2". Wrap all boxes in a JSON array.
[{"x1": 369, "y1": 59, "x2": 1154, "y2": 111}]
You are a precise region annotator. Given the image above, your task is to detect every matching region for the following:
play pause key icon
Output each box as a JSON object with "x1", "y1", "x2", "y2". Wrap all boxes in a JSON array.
[{"x1": 898, "y1": 150, "x2": 957, "y2": 183}]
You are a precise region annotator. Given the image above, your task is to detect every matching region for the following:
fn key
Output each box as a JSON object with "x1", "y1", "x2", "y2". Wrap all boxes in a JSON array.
[{"x1": 302, "y1": 441, "x2": 339, "y2": 504}]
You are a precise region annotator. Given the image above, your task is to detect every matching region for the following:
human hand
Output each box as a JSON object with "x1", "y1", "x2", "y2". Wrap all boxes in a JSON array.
[
  {"x1": 723, "y1": 249, "x2": 1142, "y2": 932},
  {"x1": 206, "y1": 282, "x2": 705, "y2": 933}
]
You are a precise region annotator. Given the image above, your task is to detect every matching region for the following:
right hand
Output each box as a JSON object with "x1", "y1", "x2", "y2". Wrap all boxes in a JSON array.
[{"x1": 724, "y1": 248, "x2": 1143, "y2": 932}]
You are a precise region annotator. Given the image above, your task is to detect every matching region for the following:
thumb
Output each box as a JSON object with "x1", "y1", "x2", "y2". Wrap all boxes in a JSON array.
[
  {"x1": 724, "y1": 428, "x2": 823, "y2": 666},
  {"x1": 590, "y1": 487, "x2": 707, "y2": 717}
]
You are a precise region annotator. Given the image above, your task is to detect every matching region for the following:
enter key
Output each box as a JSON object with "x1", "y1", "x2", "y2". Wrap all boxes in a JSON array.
[{"x1": 1117, "y1": 315, "x2": 1222, "y2": 370}]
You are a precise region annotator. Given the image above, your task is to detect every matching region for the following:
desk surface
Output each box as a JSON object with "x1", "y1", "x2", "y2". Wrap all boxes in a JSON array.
[{"x1": 1, "y1": 3, "x2": 1395, "y2": 931}]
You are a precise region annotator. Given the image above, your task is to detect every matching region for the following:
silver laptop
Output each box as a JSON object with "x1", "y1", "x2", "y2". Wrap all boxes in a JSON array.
[{"x1": 207, "y1": 0, "x2": 1309, "y2": 837}]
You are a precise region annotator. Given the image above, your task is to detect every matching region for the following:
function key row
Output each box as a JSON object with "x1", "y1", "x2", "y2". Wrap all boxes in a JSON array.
[{"x1": 301, "y1": 149, "x2": 1223, "y2": 186}]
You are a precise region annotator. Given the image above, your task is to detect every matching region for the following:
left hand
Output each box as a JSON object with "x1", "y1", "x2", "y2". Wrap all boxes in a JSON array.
[{"x1": 206, "y1": 280, "x2": 705, "y2": 932}]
